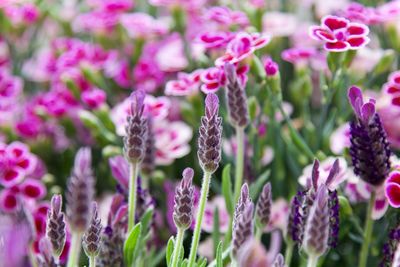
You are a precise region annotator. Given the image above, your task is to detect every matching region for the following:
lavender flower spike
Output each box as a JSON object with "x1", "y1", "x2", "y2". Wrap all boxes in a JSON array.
[
  {"x1": 232, "y1": 201, "x2": 254, "y2": 257},
  {"x1": 124, "y1": 90, "x2": 148, "y2": 163},
  {"x1": 256, "y1": 182, "x2": 272, "y2": 226},
  {"x1": 348, "y1": 86, "x2": 391, "y2": 185},
  {"x1": 46, "y1": 194, "x2": 66, "y2": 258},
  {"x1": 197, "y1": 93, "x2": 222, "y2": 173},
  {"x1": 224, "y1": 62, "x2": 249, "y2": 128},
  {"x1": 66, "y1": 147, "x2": 95, "y2": 232},
  {"x1": 233, "y1": 183, "x2": 252, "y2": 231},
  {"x1": 141, "y1": 117, "x2": 155, "y2": 176},
  {"x1": 83, "y1": 202, "x2": 102, "y2": 258},
  {"x1": 302, "y1": 185, "x2": 330, "y2": 259},
  {"x1": 173, "y1": 168, "x2": 195, "y2": 230}
]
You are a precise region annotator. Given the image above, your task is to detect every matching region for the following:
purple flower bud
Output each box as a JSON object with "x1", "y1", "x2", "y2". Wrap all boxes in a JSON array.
[
  {"x1": 233, "y1": 183, "x2": 252, "y2": 230},
  {"x1": 264, "y1": 58, "x2": 279, "y2": 77},
  {"x1": 83, "y1": 202, "x2": 102, "y2": 257},
  {"x1": 256, "y1": 182, "x2": 272, "y2": 226},
  {"x1": 348, "y1": 86, "x2": 391, "y2": 186},
  {"x1": 272, "y1": 254, "x2": 287, "y2": 267},
  {"x1": 287, "y1": 190, "x2": 305, "y2": 244},
  {"x1": 302, "y1": 185, "x2": 330, "y2": 258},
  {"x1": 380, "y1": 226, "x2": 400, "y2": 267},
  {"x1": 173, "y1": 168, "x2": 195, "y2": 230},
  {"x1": 328, "y1": 190, "x2": 339, "y2": 248},
  {"x1": 38, "y1": 237, "x2": 57, "y2": 267},
  {"x1": 141, "y1": 117, "x2": 156, "y2": 175},
  {"x1": 46, "y1": 194, "x2": 66, "y2": 258},
  {"x1": 124, "y1": 90, "x2": 148, "y2": 163},
  {"x1": 232, "y1": 202, "x2": 254, "y2": 257},
  {"x1": 224, "y1": 63, "x2": 249, "y2": 127},
  {"x1": 198, "y1": 93, "x2": 222, "y2": 173},
  {"x1": 66, "y1": 147, "x2": 95, "y2": 232}
]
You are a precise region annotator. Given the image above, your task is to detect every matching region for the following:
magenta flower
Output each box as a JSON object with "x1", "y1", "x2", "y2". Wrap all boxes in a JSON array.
[
  {"x1": 385, "y1": 171, "x2": 400, "y2": 208},
  {"x1": 281, "y1": 47, "x2": 317, "y2": 66},
  {"x1": 309, "y1": 15, "x2": 370, "y2": 52},
  {"x1": 340, "y1": 2, "x2": 383, "y2": 25},
  {"x1": 4, "y1": 3, "x2": 40, "y2": 25},
  {"x1": 120, "y1": 13, "x2": 168, "y2": 39},
  {"x1": 200, "y1": 67, "x2": 226, "y2": 94},
  {"x1": 197, "y1": 32, "x2": 235, "y2": 50},
  {"x1": 262, "y1": 12, "x2": 298, "y2": 37},
  {"x1": 88, "y1": 0, "x2": 133, "y2": 13},
  {"x1": 205, "y1": 7, "x2": 249, "y2": 29},
  {"x1": 73, "y1": 11, "x2": 120, "y2": 34},
  {"x1": 133, "y1": 57, "x2": 165, "y2": 93},
  {"x1": 165, "y1": 70, "x2": 203, "y2": 96},
  {"x1": 383, "y1": 71, "x2": 400, "y2": 106},
  {"x1": 200, "y1": 196, "x2": 230, "y2": 233},
  {"x1": 215, "y1": 32, "x2": 271, "y2": 67},
  {"x1": 81, "y1": 88, "x2": 106, "y2": 109},
  {"x1": 263, "y1": 57, "x2": 279, "y2": 77}
]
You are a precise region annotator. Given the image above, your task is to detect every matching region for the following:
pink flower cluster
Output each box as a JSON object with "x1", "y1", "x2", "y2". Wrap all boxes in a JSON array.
[
  {"x1": 384, "y1": 71, "x2": 400, "y2": 107},
  {"x1": 0, "y1": 70, "x2": 23, "y2": 125},
  {"x1": 310, "y1": 15, "x2": 370, "y2": 52},
  {"x1": 2, "y1": 2, "x2": 40, "y2": 26},
  {"x1": 340, "y1": 1, "x2": 400, "y2": 25}
]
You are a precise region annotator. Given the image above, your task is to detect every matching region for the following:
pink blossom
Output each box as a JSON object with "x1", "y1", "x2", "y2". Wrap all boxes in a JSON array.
[
  {"x1": 265, "y1": 198, "x2": 289, "y2": 232},
  {"x1": 144, "y1": 95, "x2": 171, "y2": 120},
  {"x1": 81, "y1": 88, "x2": 107, "y2": 109},
  {"x1": 120, "y1": 13, "x2": 168, "y2": 39},
  {"x1": 200, "y1": 196, "x2": 230, "y2": 233},
  {"x1": 340, "y1": 2, "x2": 383, "y2": 25},
  {"x1": 155, "y1": 35, "x2": 188, "y2": 72},
  {"x1": 104, "y1": 54, "x2": 131, "y2": 88},
  {"x1": 215, "y1": 32, "x2": 271, "y2": 67},
  {"x1": 133, "y1": 57, "x2": 165, "y2": 93},
  {"x1": 377, "y1": 96, "x2": 400, "y2": 149},
  {"x1": 73, "y1": 11, "x2": 120, "y2": 34},
  {"x1": 109, "y1": 155, "x2": 129, "y2": 189},
  {"x1": 88, "y1": 0, "x2": 134, "y2": 13},
  {"x1": 383, "y1": 71, "x2": 400, "y2": 107},
  {"x1": 149, "y1": 0, "x2": 206, "y2": 10},
  {"x1": 200, "y1": 67, "x2": 226, "y2": 93},
  {"x1": 298, "y1": 157, "x2": 350, "y2": 191},
  {"x1": 4, "y1": 3, "x2": 40, "y2": 25},
  {"x1": 262, "y1": 12, "x2": 298, "y2": 37},
  {"x1": 263, "y1": 57, "x2": 279, "y2": 77},
  {"x1": 385, "y1": 171, "x2": 400, "y2": 208},
  {"x1": 309, "y1": 15, "x2": 370, "y2": 52},
  {"x1": 281, "y1": 47, "x2": 317, "y2": 66},
  {"x1": 205, "y1": 7, "x2": 249, "y2": 29},
  {"x1": 165, "y1": 69, "x2": 203, "y2": 96},
  {"x1": 196, "y1": 31, "x2": 235, "y2": 50},
  {"x1": 0, "y1": 142, "x2": 38, "y2": 188},
  {"x1": 0, "y1": 70, "x2": 23, "y2": 125}
]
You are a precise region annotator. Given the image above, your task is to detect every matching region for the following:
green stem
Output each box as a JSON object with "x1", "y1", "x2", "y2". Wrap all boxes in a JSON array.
[
  {"x1": 128, "y1": 162, "x2": 139, "y2": 232},
  {"x1": 255, "y1": 226, "x2": 263, "y2": 242},
  {"x1": 358, "y1": 191, "x2": 376, "y2": 267},
  {"x1": 277, "y1": 101, "x2": 314, "y2": 160},
  {"x1": 307, "y1": 255, "x2": 319, "y2": 267},
  {"x1": 284, "y1": 243, "x2": 294, "y2": 267},
  {"x1": 89, "y1": 255, "x2": 96, "y2": 267},
  {"x1": 207, "y1": 246, "x2": 232, "y2": 267},
  {"x1": 67, "y1": 232, "x2": 82, "y2": 267},
  {"x1": 233, "y1": 126, "x2": 245, "y2": 203},
  {"x1": 171, "y1": 228, "x2": 185, "y2": 267},
  {"x1": 188, "y1": 171, "x2": 212, "y2": 267}
]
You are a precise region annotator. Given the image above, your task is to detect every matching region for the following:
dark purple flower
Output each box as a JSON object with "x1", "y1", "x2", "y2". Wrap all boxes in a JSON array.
[
  {"x1": 46, "y1": 194, "x2": 66, "y2": 258},
  {"x1": 173, "y1": 168, "x2": 195, "y2": 230},
  {"x1": 348, "y1": 86, "x2": 391, "y2": 186},
  {"x1": 83, "y1": 202, "x2": 102, "y2": 257},
  {"x1": 198, "y1": 93, "x2": 222, "y2": 173},
  {"x1": 232, "y1": 201, "x2": 254, "y2": 257},
  {"x1": 141, "y1": 117, "x2": 156, "y2": 176},
  {"x1": 256, "y1": 182, "x2": 272, "y2": 226}
]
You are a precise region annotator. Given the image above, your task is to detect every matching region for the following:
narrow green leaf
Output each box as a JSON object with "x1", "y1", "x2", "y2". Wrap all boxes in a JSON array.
[
  {"x1": 181, "y1": 259, "x2": 188, "y2": 267},
  {"x1": 250, "y1": 170, "x2": 270, "y2": 200},
  {"x1": 222, "y1": 164, "x2": 234, "y2": 215},
  {"x1": 197, "y1": 257, "x2": 207, "y2": 267},
  {"x1": 140, "y1": 208, "x2": 154, "y2": 234},
  {"x1": 212, "y1": 207, "x2": 220, "y2": 258},
  {"x1": 123, "y1": 223, "x2": 142, "y2": 266},
  {"x1": 216, "y1": 242, "x2": 223, "y2": 267},
  {"x1": 166, "y1": 236, "x2": 175, "y2": 267}
]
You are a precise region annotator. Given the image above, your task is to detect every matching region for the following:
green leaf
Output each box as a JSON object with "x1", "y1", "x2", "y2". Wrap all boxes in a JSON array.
[
  {"x1": 216, "y1": 242, "x2": 223, "y2": 267},
  {"x1": 166, "y1": 237, "x2": 175, "y2": 267},
  {"x1": 123, "y1": 223, "x2": 142, "y2": 267},
  {"x1": 250, "y1": 170, "x2": 270, "y2": 200},
  {"x1": 181, "y1": 259, "x2": 188, "y2": 267},
  {"x1": 212, "y1": 207, "x2": 220, "y2": 257},
  {"x1": 197, "y1": 257, "x2": 207, "y2": 267},
  {"x1": 140, "y1": 208, "x2": 154, "y2": 234},
  {"x1": 339, "y1": 196, "x2": 353, "y2": 217},
  {"x1": 222, "y1": 164, "x2": 234, "y2": 215}
]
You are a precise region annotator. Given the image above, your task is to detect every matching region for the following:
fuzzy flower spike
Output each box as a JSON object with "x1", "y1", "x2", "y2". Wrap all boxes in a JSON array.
[
  {"x1": 46, "y1": 194, "x2": 66, "y2": 262},
  {"x1": 188, "y1": 93, "x2": 222, "y2": 267},
  {"x1": 348, "y1": 86, "x2": 391, "y2": 186}
]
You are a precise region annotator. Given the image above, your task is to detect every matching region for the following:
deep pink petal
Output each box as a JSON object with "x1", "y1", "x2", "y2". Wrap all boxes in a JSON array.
[
  {"x1": 322, "y1": 15, "x2": 349, "y2": 31},
  {"x1": 386, "y1": 183, "x2": 400, "y2": 208},
  {"x1": 347, "y1": 36, "x2": 370, "y2": 48},
  {"x1": 347, "y1": 23, "x2": 369, "y2": 36},
  {"x1": 324, "y1": 41, "x2": 350, "y2": 52},
  {"x1": 311, "y1": 27, "x2": 336, "y2": 42}
]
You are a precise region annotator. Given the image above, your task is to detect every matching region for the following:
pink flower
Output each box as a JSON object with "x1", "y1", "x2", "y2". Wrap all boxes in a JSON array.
[
  {"x1": 309, "y1": 15, "x2": 370, "y2": 52},
  {"x1": 196, "y1": 31, "x2": 235, "y2": 50},
  {"x1": 0, "y1": 142, "x2": 38, "y2": 188},
  {"x1": 165, "y1": 69, "x2": 203, "y2": 96},
  {"x1": 298, "y1": 157, "x2": 350, "y2": 190},
  {"x1": 281, "y1": 47, "x2": 317, "y2": 66},
  {"x1": 340, "y1": 2, "x2": 383, "y2": 25},
  {"x1": 265, "y1": 198, "x2": 289, "y2": 232},
  {"x1": 0, "y1": 70, "x2": 23, "y2": 125},
  {"x1": 4, "y1": 3, "x2": 40, "y2": 25},
  {"x1": 144, "y1": 95, "x2": 171, "y2": 120},
  {"x1": 133, "y1": 57, "x2": 165, "y2": 93},
  {"x1": 109, "y1": 155, "x2": 129, "y2": 189},
  {"x1": 73, "y1": 11, "x2": 120, "y2": 34},
  {"x1": 81, "y1": 88, "x2": 107, "y2": 109},
  {"x1": 385, "y1": 171, "x2": 400, "y2": 208},
  {"x1": 88, "y1": 0, "x2": 133, "y2": 13},
  {"x1": 205, "y1": 7, "x2": 249, "y2": 29},
  {"x1": 383, "y1": 71, "x2": 400, "y2": 107},
  {"x1": 120, "y1": 13, "x2": 168, "y2": 39},
  {"x1": 263, "y1": 57, "x2": 279, "y2": 77},
  {"x1": 215, "y1": 32, "x2": 271, "y2": 67},
  {"x1": 155, "y1": 35, "x2": 188, "y2": 72},
  {"x1": 200, "y1": 67, "x2": 226, "y2": 94},
  {"x1": 104, "y1": 54, "x2": 131, "y2": 88}
]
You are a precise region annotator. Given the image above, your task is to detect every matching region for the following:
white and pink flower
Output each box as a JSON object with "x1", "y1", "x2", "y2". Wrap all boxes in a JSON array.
[
  {"x1": 309, "y1": 15, "x2": 370, "y2": 52},
  {"x1": 165, "y1": 70, "x2": 203, "y2": 96}
]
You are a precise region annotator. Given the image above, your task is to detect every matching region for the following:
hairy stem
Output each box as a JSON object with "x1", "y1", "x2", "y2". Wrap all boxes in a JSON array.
[
  {"x1": 128, "y1": 162, "x2": 139, "y2": 232},
  {"x1": 89, "y1": 255, "x2": 96, "y2": 267},
  {"x1": 307, "y1": 255, "x2": 319, "y2": 267},
  {"x1": 358, "y1": 191, "x2": 376, "y2": 267},
  {"x1": 67, "y1": 232, "x2": 82, "y2": 267},
  {"x1": 171, "y1": 228, "x2": 185, "y2": 267},
  {"x1": 187, "y1": 171, "x2": 212, "y2": 267},
  {"x1": 233, "y1": 126, "x2": 245, "y2": 203},
  {"x1": 284, "y1": 242, "x2": 294, "y2": 267}
]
